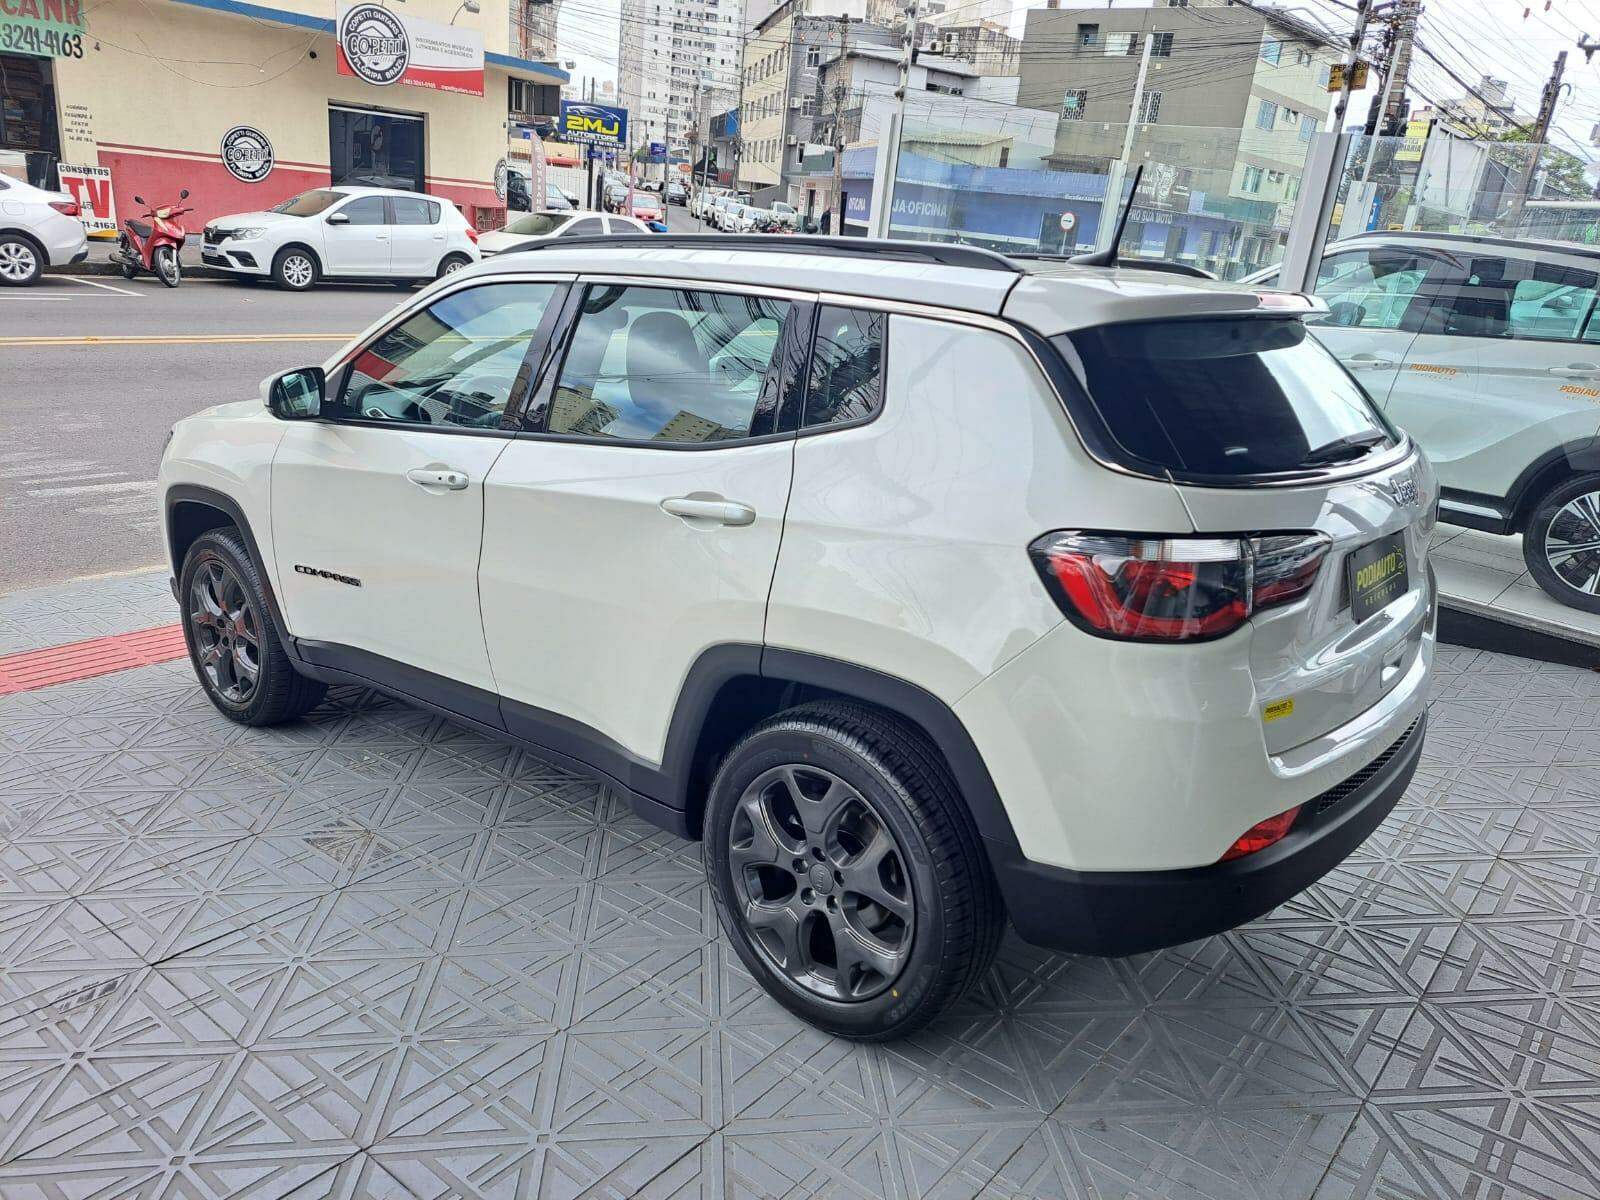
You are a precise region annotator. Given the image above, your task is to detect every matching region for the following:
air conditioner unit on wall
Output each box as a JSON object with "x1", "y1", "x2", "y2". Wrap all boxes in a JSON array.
[{"x1": 789, "y1": 97, "x2": 802, "y2": 108}]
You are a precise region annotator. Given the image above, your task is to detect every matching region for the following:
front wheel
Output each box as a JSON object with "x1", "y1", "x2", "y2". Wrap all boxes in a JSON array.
[
  {"x1": 273, "y1": 247, "x2": 318, "y2": 291},
  {"x1": 154, "y1": 244, "x2": 181, "y2": 288},
  {"x1": 703, "y1": 701, "x2": 1003, "y2": 1040},
  {"x1": 1522, "y1": 472, "x2": 1600, "y2": 612}
]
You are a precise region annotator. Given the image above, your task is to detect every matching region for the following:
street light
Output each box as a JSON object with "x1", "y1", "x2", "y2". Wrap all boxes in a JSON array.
[{"x1": 450, "y1": 0, "x2": 480, "y2": 22}]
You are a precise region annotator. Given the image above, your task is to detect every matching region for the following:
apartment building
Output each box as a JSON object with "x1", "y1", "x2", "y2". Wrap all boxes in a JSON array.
[{"x1": 619, "y1": 0, "x2": 745, "y2": 155}]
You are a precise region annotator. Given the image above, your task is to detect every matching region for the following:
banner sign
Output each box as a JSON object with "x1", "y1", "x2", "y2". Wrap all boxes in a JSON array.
[
  {"x1": 336, "y1": 1, "x2": 484, "y2": 97},
  {"x1": 57, "y1": 163, "x2": 115, "y2": 234},
  {"x1": 559, "y1": 100, "x2": 628, "y2": 150},
  {"x1": 0, "y1": 0, "x2": 86, "y2": 58},
  {"x1": 528, "y1": 133, "x2": 548, "y2": 212}
]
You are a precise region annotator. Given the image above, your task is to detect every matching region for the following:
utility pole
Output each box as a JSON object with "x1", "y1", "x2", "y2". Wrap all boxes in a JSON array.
[
  {"x1": 1095, "y1": 29, "x2": 1155, "y2": 254},
  {"x1": 1502, "y1": 50, "x2": 1566, "y2": 232},
  {"x1": 1358, "y1": 0, "x2": 1417, "y2": 185},
  {"x1": 1334, "y1": 0, "x2": 1376, "y2": 128},
  {"x1": 829, "y1": 13, "x2": 850, "y2": 234}
]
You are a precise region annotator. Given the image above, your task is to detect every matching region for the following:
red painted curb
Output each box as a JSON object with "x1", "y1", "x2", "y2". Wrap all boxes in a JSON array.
[{"x1": 0, "y1": 624, "x2": 188, "y2": 696}]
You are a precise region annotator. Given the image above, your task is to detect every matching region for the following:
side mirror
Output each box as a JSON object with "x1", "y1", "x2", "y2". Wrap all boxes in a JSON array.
[
  {"x1": 180, "y1": 188, "x2": 190, "y2": 199},
  {"x1": 263, "y1": 366, "x2": 325, "y2": 420},
  {"x1": 133, "y1": 194, "x2": 145, "y2": 205},
  {"x1": 326, "y1": 211, "x2": 350, "y2": 225}
]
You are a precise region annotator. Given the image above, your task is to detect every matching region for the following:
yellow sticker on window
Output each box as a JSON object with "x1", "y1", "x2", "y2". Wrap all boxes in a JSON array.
[{"x1": 1263, "y1": 698, "x2": 1295, "y2": 722}]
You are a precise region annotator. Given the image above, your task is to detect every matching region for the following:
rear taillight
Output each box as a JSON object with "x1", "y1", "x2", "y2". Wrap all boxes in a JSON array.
[
  {"x1": 1028, "y1": 531, "x2": 1330, "y2": 643},
  {"x1": 465, "y1": 227, "x2": 479, "y2": 243},
  {"x1": 49, "y1": 199, "x2": 80, "y2": 217},
  {"x1": 1219, "y1": 804, "x2": 1302, "y2": 861}
]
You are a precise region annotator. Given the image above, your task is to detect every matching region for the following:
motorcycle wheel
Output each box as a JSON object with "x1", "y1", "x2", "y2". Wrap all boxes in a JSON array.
[
  {"x1": 155, "y1": 245, "x2": 180, "y2": 288},
  {"x1": 119, "y1": 258, "x2": 137, "y2": 280}
]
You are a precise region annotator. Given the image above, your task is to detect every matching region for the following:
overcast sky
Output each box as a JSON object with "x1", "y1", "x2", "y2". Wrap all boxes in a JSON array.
[{"x1": 556, "y1": 0, "x2": 1600, "y2": 161}]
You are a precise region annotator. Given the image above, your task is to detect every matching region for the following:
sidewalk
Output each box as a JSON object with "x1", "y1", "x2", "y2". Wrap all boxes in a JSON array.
[{"x1": 48, "y1": 237, "x2": 231, "y2": 279}]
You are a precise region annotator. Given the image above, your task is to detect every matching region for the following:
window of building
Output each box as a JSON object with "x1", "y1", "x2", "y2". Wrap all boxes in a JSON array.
[
  {"x1": 804, "y1": 307, "x2": 885, "y2": 428},
  {"x1": 1256, "y1": 99, "x2": 1277, "y2": 129},
  {"x1": 1105, "y1": 32, "x2": 1137, "y2": 56},
  {"x1": 1259, "y1": 38, "x2": 1282, "y2": 64},
  {"x1": 336, "y1": 283, "x2": 559, "y2": 428},
  {"x1": 1300, "y1": 115, "x2": 1320, "y2": 142},
  {"x1": 1242, "y1": 165, "x2": 1263, "y2": 192},
  {"x1": 1282, "y1": 107, "x2": 1300, "y2": 125},
  {"x1": 1138, "y1": 90, "x2": 1161, "y2": 123},
  {"x1": 1077, "y1": 22, "x2": 1099, "y2": 46},
  {"x1": 1062, "y1": 88, "x2": 1087, "y2": 119},
  {"x1": 547, "y1": 285, "x2": 791, "y2": 444},
  {"x1": 328, "y1": 106, "x2": 424, "y2": 193},
  {"x1": 1317, "y1": 64, "x2": 1331, "y2": 87},
  {"x1": 802, "y1": 95, "x2": 815, "y2": 115},
  {"x1": 1295, "y1": 46, "x2": 1312, "y2": 65},
  {"x1": 807, "y1": 45, "x2": 820, "y2": 66},
  {"x1": 1150, "y1": 31, "x2": 1174, "y2": 57}
]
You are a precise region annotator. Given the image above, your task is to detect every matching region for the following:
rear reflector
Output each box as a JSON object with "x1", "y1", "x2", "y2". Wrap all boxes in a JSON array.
[
  {"x1": 1219, "y1": 804, "x2": 1302, "y2": 862},
  {"x1": 1028, "y1": 531, "x2": 1329, "y2": 642}
]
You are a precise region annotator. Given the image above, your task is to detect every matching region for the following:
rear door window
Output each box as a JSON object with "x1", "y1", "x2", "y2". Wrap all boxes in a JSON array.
[
  {"x1": 1059, "y1": 318, "x2": 1396, "y2": 479},
  {"x1": 1420, "y1": 253, "x2": 1600, "y2": 342},
  {"x1": 1310, "y1": 248, "x2": 1436, "y2": 330}
]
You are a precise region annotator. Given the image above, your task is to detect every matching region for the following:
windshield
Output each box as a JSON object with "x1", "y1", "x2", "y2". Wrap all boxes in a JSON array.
[
  {"x1": 773, "y1": 202, "x2": 795, "y2": 214},
  {"x1": 502, "y1": 212, "x2": 571, "y2": 237},
  {"x1": 1059, "y1": 318, "x2": 1396, "y2": 478},
  {"x1": 272, "y1": 189, "x2": 344, "y2": 217}
]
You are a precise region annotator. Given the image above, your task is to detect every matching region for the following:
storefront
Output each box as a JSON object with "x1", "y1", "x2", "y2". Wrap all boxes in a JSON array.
[{"x1": 4, "y1": 0, "x2": 564, "y2": 229}]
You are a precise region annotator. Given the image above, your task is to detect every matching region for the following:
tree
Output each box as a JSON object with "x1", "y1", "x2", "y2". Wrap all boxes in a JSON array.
[{"x1": 1491, "y1": 127, "x2": 1591, "y2": 199}]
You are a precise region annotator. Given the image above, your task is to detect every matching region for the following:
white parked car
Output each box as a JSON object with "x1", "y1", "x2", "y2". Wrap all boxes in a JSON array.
[
  {"x1": 159, "y1": 238, "x2": 1435, "y2": 1038},
  {"x1": 201, "y1": 186, "x2": 479, "y2": 291},
  {"x1": 0, "y1": 174, "x2": 89, "y2": 287},
  {"x1": 769, "y1": 200, "x2": 799, "y2": 229},
  {"x1": 690, "y1": 189, "x2": 722, "y2": 221},
  {"x1": 476, "y1": 209, "x2": 652, "y2": 257},
  {"x1": 1252, "y1": 230, "x2": 1600, "y2": 610},
  {"x1": 726, "y1": 203, "x2": 763, "y2": 233}
]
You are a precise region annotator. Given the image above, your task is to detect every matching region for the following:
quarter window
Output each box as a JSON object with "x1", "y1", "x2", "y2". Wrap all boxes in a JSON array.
[
  {"x1": 804, "y1": 307, "x2": 885, "y2": 428},
  {"x1": 336, "y1": 283, "x2": 560, "y2": 428},
  {"x1": 547, "y1": 285, "x2": 791, "y2": 443}
]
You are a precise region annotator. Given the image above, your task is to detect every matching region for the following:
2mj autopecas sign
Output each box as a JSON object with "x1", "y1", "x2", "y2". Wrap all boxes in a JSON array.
[
  {"x1": 559, "y1": 101, "x2": 628, "y2": 150},
  {"x1": 336, "y1": 1, "x2": 483, "y2": 97}
]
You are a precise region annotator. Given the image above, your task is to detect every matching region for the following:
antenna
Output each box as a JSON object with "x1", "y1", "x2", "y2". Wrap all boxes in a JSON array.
[{"x1": 1070, "y1": 164, "x2": 1144, "y2": 269}]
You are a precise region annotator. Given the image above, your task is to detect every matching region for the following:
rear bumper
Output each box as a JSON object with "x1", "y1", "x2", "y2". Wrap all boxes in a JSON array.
[{"x1": 992, "y1": 713, "x2": 1425, "y2": 956}]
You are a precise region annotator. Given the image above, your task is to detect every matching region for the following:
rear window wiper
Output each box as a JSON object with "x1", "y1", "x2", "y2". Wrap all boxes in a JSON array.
[{"x1": 1300, "y1": 432, "x2": 1390, "y2": 466}]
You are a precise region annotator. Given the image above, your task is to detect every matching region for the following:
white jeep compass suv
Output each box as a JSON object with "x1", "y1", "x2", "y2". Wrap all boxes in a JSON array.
[{"x1": 159, "y1": 236, "x2": 1437, "y2": 1039}]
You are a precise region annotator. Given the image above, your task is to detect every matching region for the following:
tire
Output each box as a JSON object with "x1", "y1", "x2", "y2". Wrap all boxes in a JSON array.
[
  {"x1": 273, "y1": 246, "x2": 318, "y2": 291},
  {"x1": 436, "y1": 253, "x2": 472, "y2": 280},
  {"x1": 1522, "y1": 472, "x2": 1600, "y2": 612},
  {"x1": 179, "y1": 528, "x2": 327, "y2": 725},
  {"x1": 118, "y1": 254, "x2": 138, "y2": 280},
  {"x1": 154, "y1": 244, "x2": 181, "y2": 288},
  {"x1": 703, "y1": 701, "x2": 1003, "y2": 1040},
  {"x1": 0, "y1": 234, "x2": 43, "y2": 287}
]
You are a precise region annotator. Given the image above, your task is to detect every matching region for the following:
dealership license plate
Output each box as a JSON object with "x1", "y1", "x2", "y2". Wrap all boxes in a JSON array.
[{"x1": 1348, "y1": 532, "x2": 1409, "y2": 623}]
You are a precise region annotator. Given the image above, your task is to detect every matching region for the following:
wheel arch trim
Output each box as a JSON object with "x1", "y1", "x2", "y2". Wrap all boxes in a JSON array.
[
  {"x1": 1506, "y1": 438, "x2": 1600, "y2": 528},
  {"x1": 164, "y1": 484, "x2": 296, "y2": 658}
]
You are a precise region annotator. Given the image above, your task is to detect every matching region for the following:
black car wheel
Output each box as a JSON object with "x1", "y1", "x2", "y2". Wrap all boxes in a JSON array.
[
  {"x1": 180, "y1": 528, "x2": 326, "y2": 725},
  {"x1": 1524, "y1": 472, "x2": 1600, "y2": 612},
  {"x1": 704, "y1": 701, "x2": 1003, "y2": 1040}
]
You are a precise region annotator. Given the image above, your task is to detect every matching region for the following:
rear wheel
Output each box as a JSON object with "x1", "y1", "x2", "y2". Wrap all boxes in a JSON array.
[
  {"x1": 0, "y1": 234, "x2": 42, "y2": 287},
  {"x1": 436, "y1": 253, "x2": 472, "y2": 280},
  {"x1": 154, "y1": 244, "x2": 180, "y2": 288},
  {"x1": 273, "y1": 247, "x2": 317, "y2": 291},
  {"x1": 1523, "y1": 472, "x2": 1600, "y2": 612},
  {"x1": 703, "y1": 701, "x2": 1003, "y2": 1040},
  {"x1": 180, "y1": 528, "x2": 326, "y2": 725}
]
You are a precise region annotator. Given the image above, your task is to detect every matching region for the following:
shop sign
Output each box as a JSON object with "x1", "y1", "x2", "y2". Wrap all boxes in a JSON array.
[
  {"x1": 0, "y1": 0, "x2": 86, "y2": 58},
  {"x1": 221, "y1": 126, "x2": 274, "y2": 183},
  {"x1": 336, "y1": 1, "x2": 484, "y2": 97},
  {"x1": 559, "y1": 100, "x2": 628, "y2": 149},
  {"x1": 57, "y1": 163, "x2": 115, "y2": 234},
  {"x1": 1394, "y1": 118, "x2": 1431, "y2": 163}
]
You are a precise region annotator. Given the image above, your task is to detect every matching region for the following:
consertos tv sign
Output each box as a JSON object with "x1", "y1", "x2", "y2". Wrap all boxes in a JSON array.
[{"x1": 335, "y1": 1, "x2": 484, "y2": 97}]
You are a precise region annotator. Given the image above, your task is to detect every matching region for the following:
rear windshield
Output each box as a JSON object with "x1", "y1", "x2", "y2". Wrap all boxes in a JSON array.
[
  {"x1": 503, "y1": 212, "x2": 571, "y2": 237},
  {"x1": 1058, "y1": 318, "x2": 1396, "y2": 478}
]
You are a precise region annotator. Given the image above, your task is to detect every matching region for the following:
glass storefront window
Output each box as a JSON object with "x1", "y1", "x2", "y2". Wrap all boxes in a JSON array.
[{"x1": 328, "y1": 106, "x2": 424, "y2": 192}]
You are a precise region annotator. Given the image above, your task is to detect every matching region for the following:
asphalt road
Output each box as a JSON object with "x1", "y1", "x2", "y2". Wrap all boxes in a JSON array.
[{"x1": 0, "y1": 204, "x2": 713, "y2": 596}]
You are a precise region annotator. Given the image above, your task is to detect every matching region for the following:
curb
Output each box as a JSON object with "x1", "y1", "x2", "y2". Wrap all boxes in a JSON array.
[{"x1": 45, "y1": 260, "x2": 236, "y2": 281}]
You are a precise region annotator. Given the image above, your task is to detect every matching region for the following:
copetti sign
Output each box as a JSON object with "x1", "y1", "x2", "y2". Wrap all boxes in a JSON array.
[
  {"x1": 336, "y1": 1, "x2": 483, "y2": 97},
  {"x1": 559, "y1": 101, "x2": 628, "y2": 150}
]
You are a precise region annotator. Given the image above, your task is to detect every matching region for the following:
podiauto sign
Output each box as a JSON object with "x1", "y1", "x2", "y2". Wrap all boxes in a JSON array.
[
  {"x1": 559, "y1": 101, "x2": 628, "y2": 150},
  {"x1": 336, "y1": 1, "x2": 484, "y2": 97}
]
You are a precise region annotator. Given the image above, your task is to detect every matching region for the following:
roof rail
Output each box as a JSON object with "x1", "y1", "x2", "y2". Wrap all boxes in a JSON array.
[
  {"x1": 504, "y1": 232, "x2": 1026, "y2": 274},
  {"x1": 1009, "y1": 253, "x2": 1216, "y2": 280}
]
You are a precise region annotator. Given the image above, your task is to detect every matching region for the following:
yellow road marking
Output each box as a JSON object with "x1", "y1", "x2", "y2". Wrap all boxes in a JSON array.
[{"x1": 0, "y1": 334, "x2": 355, "y2": 347}]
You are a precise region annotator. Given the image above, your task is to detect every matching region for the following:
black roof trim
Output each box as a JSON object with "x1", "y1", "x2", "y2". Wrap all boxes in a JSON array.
[
  {"x1": 502, "y1": 232, "x2": 1026, "y2": 274},
  {"x1": 1010, "y1": 253, "x2": 1217, "y2": 280},
  {"x1": 1345, "y1": 228, "x2": 1600, "y2": 262}
]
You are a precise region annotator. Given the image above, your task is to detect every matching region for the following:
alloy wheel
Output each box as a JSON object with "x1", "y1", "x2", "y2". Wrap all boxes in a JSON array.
[
  {"x1": 188, "y1": 561, "x2": 262, "y2": 705},
  {"x1": 282, "y1": 254, "x2": 314, "y2": 288},
  {"x1": 1544, "y1": 489, "x2": 1600, "y2": 595},
  {"x1": 0, "y1": 241, "x2": 37, "y2": 282},
  {"x1": 443, "y1": 257, "x2": 466, "y2": 275},
  {"x1": 727, "y1": 764, "x2": 915, "y2": 1001}
]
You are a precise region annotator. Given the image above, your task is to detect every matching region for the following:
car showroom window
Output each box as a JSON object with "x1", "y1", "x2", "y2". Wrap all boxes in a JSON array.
[
  {"x1": 335, "y1": 283, "x2": 560, "y2": 429},
  {"x1": 339, "y1": 196, "x2": 387, "y2": 225},
  {"x1": 803, "y1": 306, "x2": 885, "y2": 428},
  {"x1": 1309, "y1": 248, "x2": 1435, "y2": 330},
  {"x1": 546, "y1": 284, "x2": 790, "y2": 443},
  {"x1": 391, "y1": 196, "x2": 440, "y2": 225}
]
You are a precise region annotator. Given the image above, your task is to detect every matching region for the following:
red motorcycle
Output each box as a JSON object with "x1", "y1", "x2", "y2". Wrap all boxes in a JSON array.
[{"x1": 114, "y1": 188, "x2": 192, "y2": 288}]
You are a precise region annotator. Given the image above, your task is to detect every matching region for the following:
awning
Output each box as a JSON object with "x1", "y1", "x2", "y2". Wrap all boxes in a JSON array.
[{"x1": 165, "y1": 0, "x2": 569, "y2": 84}]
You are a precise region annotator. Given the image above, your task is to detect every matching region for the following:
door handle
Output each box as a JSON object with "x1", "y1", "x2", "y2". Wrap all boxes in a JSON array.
[
  {"x1": 1549, "y1": 364, "x2": 1600, "y2": 378},
  {"x1": 661, "y1": 496, "x2": 756, "y2": 526},
  {"x1": 406, "y1": 467, "x2": 469, "y2": 491},
  {"x1": 1342, "y1": 354, "x2": 1397, "y2": 371}
]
